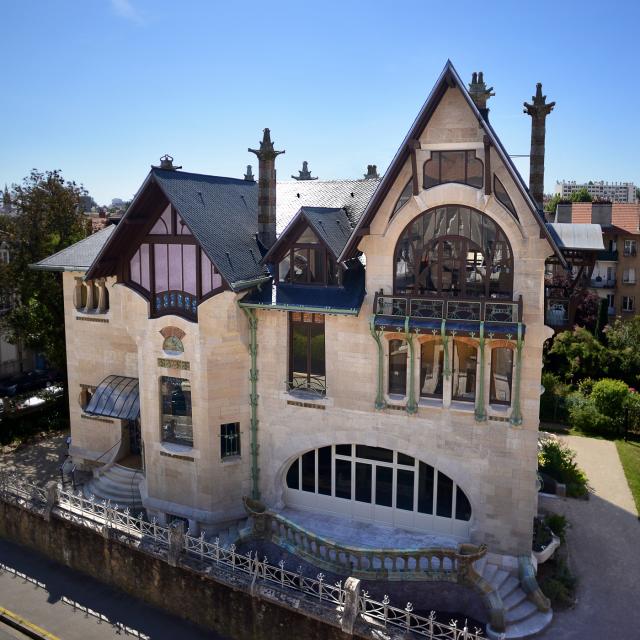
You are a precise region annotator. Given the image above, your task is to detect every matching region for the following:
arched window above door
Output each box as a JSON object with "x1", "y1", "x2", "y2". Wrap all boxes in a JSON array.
[{"x1": 394, "y1": 206, "x2": 513, "y2": 299}]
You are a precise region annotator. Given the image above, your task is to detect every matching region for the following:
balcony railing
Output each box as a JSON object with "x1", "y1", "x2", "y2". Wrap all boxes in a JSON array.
[
  {"x1": 373, "y1": 292, "x2": 522, "y2": 324},
  {"x1": 545, "y1": 298, "x2": 570, "y2": 327},
  {"x1": 590, "y1": 278, "x2": 616, "y2": 288},
  {"x1": 285, "y1": 375, "x2": 326, "y2": 399}
]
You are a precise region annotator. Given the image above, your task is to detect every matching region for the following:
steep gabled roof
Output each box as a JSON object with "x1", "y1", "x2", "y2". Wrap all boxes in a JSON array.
[
  {"x1": 338, "y1": 60, "x2": 565, "y2": 266},
  {"x1": 85, "y1": 168, "x2": 268, "y2": 291},
  {"x1": 32, "y1": 225, "x2": 116, "y2": 272},
  {"x1": 262, "y1": 206, "x2": 353, "y2": 264},
  {"x1": 276, "y1": 179, "x2": 380, "y2": 234}
]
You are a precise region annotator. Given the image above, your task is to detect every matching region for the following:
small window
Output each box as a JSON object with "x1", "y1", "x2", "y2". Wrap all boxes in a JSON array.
[
  {"x1": 160, "y1": 376, "x2": 193, "y2": 447},
  {"x1": 391, "y1": 180, "x2": 412, "y2": 218},
  {"x1": 388, "y1": 339, "x2": 407, "y2": 396},
  {"x1": 490, "y1": 347, "x2": 513, "y2": 405},
  {"x1": 623, "y1": 296, "x2": 635, "y2": 312},
  {"x1": 493, "y1": 176, "x2": 518, "y2": 219},
  {"x1": 624, "y1": 240, "x2": 637, "y2": 257},
  {"x1": 423, "y1": 151, "x2": 483, "y2": 190},
  {"x1": 220, "y1": 422, "x2": 241, "y2": 458}
]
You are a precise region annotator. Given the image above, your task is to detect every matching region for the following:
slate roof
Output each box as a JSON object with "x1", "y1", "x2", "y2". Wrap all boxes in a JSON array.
[
  {"x1": 262, "y1": 206, "x2": 354, "y2": 265},
  {"x1": 240, "y1": 266, "x2": 365, "y2": 315},
  {"x1": 276, "y1": 179, "x2": 380, "y2": 234},
  {"x1": 32, "y1": 225, "x2": 116, "y2": 271},
  {"x1": 545, "y1": 223, "x2": 605, "y2": 251},
  {"x1": 150, "y1": 168, "x2": 267, "y2": 290}
]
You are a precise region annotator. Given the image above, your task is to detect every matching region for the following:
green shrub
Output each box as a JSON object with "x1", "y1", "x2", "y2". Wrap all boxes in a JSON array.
[
  {"x1": 577, "y1": 378, "x2": 595, "y2": 396},
  {"x1": 540, "y1": 559, "x2": 577, "y2": 609},
  {"x1": 540, "y1": 372, "x2": 571, "y2": 424},
  {"x1": 591, "y1": 378, "x2": 631, "y2": 422},
  {"x1": 568, "y1": 392, "x2": 615, "y2": 435},
  {"x1": 538, "y1": 439, "x2": 588, "y2": 498},
  {"x1": 544, "y1": 513, "x2": 568, "y2": 542}
]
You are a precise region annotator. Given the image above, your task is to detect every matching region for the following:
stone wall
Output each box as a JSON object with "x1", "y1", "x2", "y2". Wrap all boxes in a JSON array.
[{"x1": 0, "y1": 500, "x2": 361, "y2": 640}]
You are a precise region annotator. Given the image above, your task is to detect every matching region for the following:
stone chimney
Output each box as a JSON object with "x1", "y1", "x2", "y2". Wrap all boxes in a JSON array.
[
  {"x1": 364, "y1": 165, "x2": 379, "y2": 179},
  {"x1": 292, "y1": 161, "x2": 317, "y2": 181},
  {"x1": 468, "y1": 71, "x2": 494, "y2": 120},
  {"x1": 524, "y1": 83, "x2": 555, "y2": 210},
  {"x1": 249, "y1": 129, "x2": 284, "y2": 249},
  {"x1": 244, "y1": 165, "x2": 255, "y2": 181}
]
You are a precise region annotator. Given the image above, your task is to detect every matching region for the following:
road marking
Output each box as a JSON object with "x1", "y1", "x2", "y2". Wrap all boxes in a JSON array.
[{"x1": 0, "y1": 606, "x2": 60, "y2": 640}]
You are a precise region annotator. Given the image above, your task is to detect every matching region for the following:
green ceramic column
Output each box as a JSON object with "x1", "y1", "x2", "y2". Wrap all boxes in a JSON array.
[
  {"x1": 510, "y1": 322, "x2": 524, "y2": 426},
  {"x1": 475, "y1": 322, "x2": 487, "y2": 422},
  {"x1": 369, "y1": 316, "x2": 386, "y2": 410},
  {"x1": 242, "y1": 307, "x2": 260, "y2": 499},
  {"x1": 405, "y1": 316, "x2": 418, "y2": 414}
]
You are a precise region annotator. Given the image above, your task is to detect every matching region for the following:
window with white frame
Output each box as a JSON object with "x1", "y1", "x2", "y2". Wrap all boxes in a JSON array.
[
  {"x1": 623, "y1": 239, "x2": 637, "y2": 257},
  {"x1": 452, "y1": 341, "x2": 477, "y2": 402},
  {"x1": 419, "y1": 340, "x2": 444, "y2": 399},
  {"x1": 623, "y1": 268, "x2": 636, "y2": 284},
  {"x1": 490, "y1": 347, "x2": 513, "y2": 405},
  {"x1": 623, "y1": 296, "x2": 635, "y2": 312}
]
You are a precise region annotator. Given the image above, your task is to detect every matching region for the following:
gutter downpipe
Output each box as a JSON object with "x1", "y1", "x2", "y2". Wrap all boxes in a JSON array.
[
  {"x1": 510, "y1": 322, "x2": 524, "y2": 426},
  {"x1": 369, "y1": 316, "x2": 386, "y2": 410},
  {"x1": 242, "y1": 307, "x2": 260, "y2": 500}
]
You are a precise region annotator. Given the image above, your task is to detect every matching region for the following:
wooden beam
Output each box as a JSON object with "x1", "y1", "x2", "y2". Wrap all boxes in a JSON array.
[
  {"x1": 483, "y1": 135, "x2": 492, "y2": 196},
  {"x1": 409, "y1": 139, "x2": 420, "y2": 196}
]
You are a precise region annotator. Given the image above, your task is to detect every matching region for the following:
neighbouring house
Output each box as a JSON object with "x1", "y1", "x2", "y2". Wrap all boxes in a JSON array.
[{"x1": 34, "y1": 62, "x2": 578, "y2": 637}]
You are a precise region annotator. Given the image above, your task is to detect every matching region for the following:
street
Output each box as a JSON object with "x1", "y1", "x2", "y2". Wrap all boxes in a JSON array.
[{"x1": 0, "y1": 538, "x2": 226, "y2": 639}]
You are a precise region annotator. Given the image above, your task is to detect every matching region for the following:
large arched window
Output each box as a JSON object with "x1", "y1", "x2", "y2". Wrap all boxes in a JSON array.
[
  {"x1": 285, "y1": 445, "x2": 472, "y2": 536},
  {"x1": 394, "y1": 206, "x2": 513, "y2": 299}
]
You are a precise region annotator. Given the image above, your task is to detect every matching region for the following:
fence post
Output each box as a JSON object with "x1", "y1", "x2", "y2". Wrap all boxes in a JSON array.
[
  {"x1": 167, "y1": 520, "x2": 185, "y2": 567},
  {"x1": 43, "y1": 481, "x2": 58, "y2": 522},
  {"x1": 340, "y1": 577, "x2": 361, "y2": 635}
]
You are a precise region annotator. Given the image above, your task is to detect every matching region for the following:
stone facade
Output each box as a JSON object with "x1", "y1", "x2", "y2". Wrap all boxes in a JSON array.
[{"x1": 60, "y1": 80, "x2": 553, "y2": 558}]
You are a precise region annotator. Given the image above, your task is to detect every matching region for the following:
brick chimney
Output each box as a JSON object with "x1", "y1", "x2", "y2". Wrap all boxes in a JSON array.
[
  {"x1": 524, "y1": 83, "x2": 555, "y2": 210},
  {"x1": 468, "y1": 72, "x2": 494, "y2": 121},
  {"x1": 249, "y1": 129, "x2": 284, "y2": 249}
]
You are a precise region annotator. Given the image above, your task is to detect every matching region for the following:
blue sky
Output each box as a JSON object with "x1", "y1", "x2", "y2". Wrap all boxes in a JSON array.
[{"x1": 2, "y1": 0, "x2": 639, "y2": 204}]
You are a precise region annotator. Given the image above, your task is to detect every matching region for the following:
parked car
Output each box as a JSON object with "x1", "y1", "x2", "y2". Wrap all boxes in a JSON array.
[{"x1": 0, "y1": 370, "x2": 58, "y2": 397}]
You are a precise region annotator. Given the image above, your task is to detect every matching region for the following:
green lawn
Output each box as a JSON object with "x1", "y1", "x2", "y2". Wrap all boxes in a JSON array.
[{"x1": 616, "y1": 440, "x2": 640, "y2": 516}]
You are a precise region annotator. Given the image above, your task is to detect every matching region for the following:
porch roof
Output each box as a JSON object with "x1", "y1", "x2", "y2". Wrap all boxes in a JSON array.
[{"x1": 84, "y1": 375, "x2": 140, "y2": 421}]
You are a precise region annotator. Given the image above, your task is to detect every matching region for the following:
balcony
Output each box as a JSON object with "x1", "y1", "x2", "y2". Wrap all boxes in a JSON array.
[
  {"x1": 373, "y1": 292, "x2": 522, "y2": 324},
  {"x1": 590, "y1": 277, "x2": 616, "y2": 288},
  {"x1": 597, "y1": 249, "x2": 618, "y2": 261},
  {"x1": 545, "y1": 299, "x2": 570, "y2": 328}
]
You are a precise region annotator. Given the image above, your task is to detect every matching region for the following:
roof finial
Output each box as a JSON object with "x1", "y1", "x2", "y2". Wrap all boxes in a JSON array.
[
  {"x1": 244, "y1": 165, "x2": 255, "y2": 181},
  {"x1": 292, "y1": 160, "x2": 317, "y2": 181},
  {"x1": 468, "y1": 71, "x2": 494, "y2": 120},
  {"x1": 364, "y1": 165, "x2": 380, "y2": 180},
  {"x1": 153, "y1": 154, "x2": 182, "y2": 171},
  {"x1": 248, "y1": 128, "x2": 285, "y2": 160}
]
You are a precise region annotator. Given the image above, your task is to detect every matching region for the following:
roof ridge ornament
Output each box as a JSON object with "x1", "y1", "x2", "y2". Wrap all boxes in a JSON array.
[
  {"x1": 248, "y1": 128, "x2": 285, "y2": 161},
  {"x1": 244, "y1": 165, "x2": 255, "y2": 181},
  {"x1": 153, "y1": 154, "x2": 182, "y2": 171},
  {"x1": 364, "y1": 165, "x2": 379, "y2": 180},
  {"x1": 292, "y1": 161, "x2": 317, "y2": 181}
]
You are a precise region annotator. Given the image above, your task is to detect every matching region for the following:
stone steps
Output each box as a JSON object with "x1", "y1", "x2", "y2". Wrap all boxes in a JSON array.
[
  {"x1": 83, "y1": 464, "x2": 144, "y2": 511},
  {"x1": 478, "y1": 560, "x2": 552, "y2": 639}
]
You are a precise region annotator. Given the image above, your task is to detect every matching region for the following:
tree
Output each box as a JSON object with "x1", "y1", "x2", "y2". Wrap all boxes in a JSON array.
[
  {"x1": 570, "y1": 188, "x2": 592, "y2": 203},
  {"x1": 0, "y1": 170, "x2": 89, "y2": 372},
  {"x1": 545, "y1": 327, "x2": 606, "y2": 385},
  {"x1": 603, "y1": 316, "x2": 640, "y2": 386},
  {"x1": 594, "y1": 297, "x2": 609, "y2": 342}
]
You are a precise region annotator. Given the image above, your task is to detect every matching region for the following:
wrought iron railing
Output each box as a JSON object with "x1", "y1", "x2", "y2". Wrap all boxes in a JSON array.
[
  {"x1": 0, "y1": 474, "x2": 487, "y2": 639},
  {"x1": 545, "y1": 298, "x2": 570, "y2": 327},
  {"x1": 373, "y1": 292, "x2": 522, "y2": 324},
  {"x1": 285, "y1": 375, "x2": 327, "y2": 398}
]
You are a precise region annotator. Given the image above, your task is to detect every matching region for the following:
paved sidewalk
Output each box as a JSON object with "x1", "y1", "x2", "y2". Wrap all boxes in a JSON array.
[
  {"x1": 538, "y1": 434, "x2": 639, "y2": 639},
  {"x1": 0, "y1": 432, "x2": 69, "y2": 483}
]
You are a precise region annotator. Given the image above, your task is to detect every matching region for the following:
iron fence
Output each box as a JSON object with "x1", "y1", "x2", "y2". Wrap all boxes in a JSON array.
[{"x1": 0, "y1": 474, "x2": 487, "y2": 640}]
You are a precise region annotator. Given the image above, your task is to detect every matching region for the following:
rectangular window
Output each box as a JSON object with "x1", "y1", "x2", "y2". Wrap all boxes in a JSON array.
[
  {"x1": 490, "y1": 348, "x2": 513, "y2": 405},
  {"x1": 375, "y1": 466, "x2": 393, "y2": 507},
  {"x1": 452, "y1": 341, "x2": 477, "y2": 402},
  {"x1": 317, "y1": 446, "x2": 332, "y2": 496},
  {"x1": 417, "y1": 462, "x2": 434, "y2": 514},
  {"x1": 355, "y1": 462, "x2": 372, "y2": 503},
  {"x1": 220, "y1": 422, "x2": 240, "y2": 458},
  {"x1": 301, "y1": 450, "x2": 315, "y2": 492},
  {"x1": 607, "y1": 294, "x2": 615, "y2": 312},
  {"x1": 388, "y1": 339, "x2": 407, "y2": 395},
  {"x1": 289, "y1": 313, "x2": 326, "y2": 395},
  {"x1": 624, "y1": 240, "x2": 637, "y2": 256},
  {"x1": 436, "y1": 472, "x2": 453, "y2": 518},
  {"x1": 335, "y1": 459, "x2": 351, "y2": 499},
  {"x1": 623, "y1": 296, "x2": 635, "y2": 312},
  {"x1": 396, "y1": 469, "x2": 414, "y2": 511},
  {"x1": 420, "y1": 340, "x2": 444, "y2": 399},
  {"x1": 623, "y1": 268, "x2": 636, "y2": 284},
  {"x1": 160, "y1": 376, "x2": 193, "y2": 447}
]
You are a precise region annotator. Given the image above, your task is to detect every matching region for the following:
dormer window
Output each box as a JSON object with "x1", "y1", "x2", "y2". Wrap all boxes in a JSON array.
[
  {"x1": 423, "y1": 151, "x2": 483, "y2": 190},
  {"x1": 278, "y1": 226, "x2": 341, "y2": 286}
]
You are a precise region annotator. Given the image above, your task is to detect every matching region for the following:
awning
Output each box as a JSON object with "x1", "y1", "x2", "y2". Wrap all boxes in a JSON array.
[{"x1": 85, "y1": 375, "x2": 140, "y2": 421}]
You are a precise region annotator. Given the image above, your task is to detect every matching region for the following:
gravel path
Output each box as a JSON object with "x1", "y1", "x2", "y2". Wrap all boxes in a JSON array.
[{"x1": 538, "y1": 434, "x2": 639, "y2": 639}]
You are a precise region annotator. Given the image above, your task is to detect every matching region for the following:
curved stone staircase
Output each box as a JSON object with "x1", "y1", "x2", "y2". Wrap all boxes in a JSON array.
[
  {"x1": 83, "y1": 464, "x2": 144, "y2": 512},
  {"x1": 475, "y1": 556, "x2": 552, "y2": 639}
]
